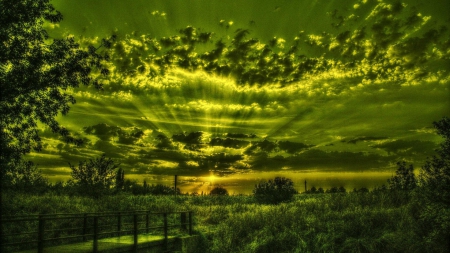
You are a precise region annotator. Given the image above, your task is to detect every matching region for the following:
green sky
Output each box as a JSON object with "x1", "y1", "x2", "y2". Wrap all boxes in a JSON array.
[{"x1": 27, "y1": 0, "x2": 450, "y2": 193}]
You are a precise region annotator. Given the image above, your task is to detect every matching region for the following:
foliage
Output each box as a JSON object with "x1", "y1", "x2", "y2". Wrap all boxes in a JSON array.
[
  {"x1": 420, "y1": 117, "x2": 450, "y2": 204},
  {"x1": 2, "y1": 189, "x2": 441, "y2": 253},
  {"x1": 326, "y1": 186, "x2": 347, "y2": 193},
  {"x1": 253, "y1": 177, "x2": 297, "y2": 204},
  {"x1": 115, "y1": 168, "x2": 125, "y2": 190},
  {"x1": 69, "y1": 154, "x2": 119, "y2": 198},
  {"x1": 388, "y1": 161, "x2": 416, "y2": 191},
  {"x1": 0, "y1": 0, "x2": 113, "y2": 186},
  {"x1": 353, "y1": 187, "x2": 369, "y2": 193},
  {"x1": 122, "y1": 181, "x2": 180, "y2": 195},
  {"x1": 305, "y1": 186, "x2": 324, "y2": 194},
  {"x1": 210, "y1": 186, "x2": 229, "y2": 196},
  {"x1": 417, "y1": 117, "x2": 450, "y2": 252},
  {"x1": 2, "y1": 160, "x2": 48, "y2": 193}
]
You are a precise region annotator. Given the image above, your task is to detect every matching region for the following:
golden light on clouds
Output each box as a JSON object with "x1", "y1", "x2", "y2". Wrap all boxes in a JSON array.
[{"x1": 28, "y1": 0, "x2": 450, "y2": 192}]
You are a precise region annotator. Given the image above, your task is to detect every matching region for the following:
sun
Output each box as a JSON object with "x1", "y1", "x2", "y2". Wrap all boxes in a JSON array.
[{"x1": 208, "y1": 174, "x2": 216, "y2": 184}]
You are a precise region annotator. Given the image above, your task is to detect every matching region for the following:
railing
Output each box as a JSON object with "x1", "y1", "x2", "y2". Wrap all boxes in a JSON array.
[{"x1": 1, "y1": 210, "x2": 193, "y2": 253}]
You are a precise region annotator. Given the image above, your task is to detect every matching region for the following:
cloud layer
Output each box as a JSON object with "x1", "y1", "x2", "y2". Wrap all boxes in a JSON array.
[{"x1": 30, "y1": 0, "x2": 449, "y2": 181}]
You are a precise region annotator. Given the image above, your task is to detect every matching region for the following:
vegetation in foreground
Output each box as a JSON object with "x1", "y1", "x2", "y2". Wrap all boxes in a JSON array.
[{"x1": 0, "y1": 188, "x2": 444, "y2": 253}]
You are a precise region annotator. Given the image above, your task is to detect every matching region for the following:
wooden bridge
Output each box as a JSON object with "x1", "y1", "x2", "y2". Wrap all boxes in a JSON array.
[{"x1": 1, "y1": 211, "x2": 197, "y2": 253}]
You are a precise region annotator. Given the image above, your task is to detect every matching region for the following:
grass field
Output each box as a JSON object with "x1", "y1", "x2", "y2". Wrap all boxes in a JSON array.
[{"x1": 2, "y1": 190, "x2": 433, "y2": 253}]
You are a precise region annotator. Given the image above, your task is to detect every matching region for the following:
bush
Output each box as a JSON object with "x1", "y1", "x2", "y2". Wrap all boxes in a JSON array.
[
  {"x1": 253, "y1": 177, "x2": 297, "y2": 204},
  {"x1": 2, "y1": 160, "x2": 49, "y2": 193},
  {"x1": 210, "y1": 186, "x2": 229, "y2": 196},
  {"x1": 69, "y1": 154, "x2": 119, "y2": 198}
]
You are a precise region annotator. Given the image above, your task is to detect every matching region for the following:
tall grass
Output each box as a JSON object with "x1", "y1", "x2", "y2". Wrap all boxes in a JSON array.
[{"x1": 1, "y1": 191, "x2": 429, "y2": 252}]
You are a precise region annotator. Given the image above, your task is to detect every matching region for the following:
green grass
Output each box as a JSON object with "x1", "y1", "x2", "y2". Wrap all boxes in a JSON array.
[{"x1": 0, "y1": 191, "x2": 432, "y2": 252}]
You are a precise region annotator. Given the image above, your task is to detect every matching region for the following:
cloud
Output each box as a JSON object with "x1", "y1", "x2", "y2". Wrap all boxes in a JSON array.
[
  {"x1": 278, "y1": 141, "x2": 314, "y2": 154},
  {"x1": 210, "y1": 137, "x2": 250, "y2": 149},
  {"x1": 371, "y1": 139, "x2": 437, "y2": 157},
  {"x1": 247, "y1": 149, "x2": 395, "y2": 171},
  {"x1": 29, "y1": 0, "x2": 449, "y2": 180},
  {"x1": 342, "y1": 136, "x2": 388, "y2": 144},
  {"x1": 83, "y1": 123, "x2": 145, "y2": 145}
]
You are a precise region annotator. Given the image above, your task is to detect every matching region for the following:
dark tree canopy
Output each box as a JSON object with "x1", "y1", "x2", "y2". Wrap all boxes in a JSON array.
[
  {"x1": 69, "y1": 154, "x2": 119, "y2": 198},
  {"x1": 420, "y1": 117, "x2": 450, "y2": 204},
  {"x1": 388, "y1": 161, "x2": 416, "y2": 191},
  {"x1": 210, "y1": 186, "x2": 229, "y2": 196},
  {"x1": 417, "y1": 117, "x2": 450, "y2": 251},
  {"x1": 0, "y1": 0, "x2": 113, "y2": 184},
  {"x1": 253, "y1": 177, "x2": 297, "y2": 204}
]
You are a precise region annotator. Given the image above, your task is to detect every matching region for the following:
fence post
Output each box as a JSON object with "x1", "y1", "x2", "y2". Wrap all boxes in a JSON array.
[
  {"x1": 38, "y1": 215, "x2": 45, "y2": 253},
  {"x1": 117, "y1": 212, "x2": 121, "y2": 237},
  {"x1": 93, "y1": 215, "x2": 98, "y2": 253},
  {"x1": 146, "y1": 211, "x2": 149, "y2": 234},
  {"x1": 163, "y1": 213, "x2": 168, "y2": 250},
  {"x1": 189, "y1": 211, "x2": 193, "y2": 235},
  {"x1": 83, "y1": 213, "x2": 88, "y2": 241},
  {"x1": 181, "y1": 212, "x2": 187, "y2": 231},
  {"x1": 133, "y1": 214, "x2": 138, "y2": 253}
]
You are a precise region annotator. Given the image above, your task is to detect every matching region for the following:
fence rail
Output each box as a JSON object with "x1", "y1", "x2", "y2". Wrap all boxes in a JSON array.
[{"x1": 1, "y1": 210, "x2": 193, "y2": 253}]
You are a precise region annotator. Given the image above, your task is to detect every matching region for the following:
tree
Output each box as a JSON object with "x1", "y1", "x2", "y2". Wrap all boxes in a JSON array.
[
  {"x1": 417, "y1": 117, "x2": 450, "y2": 251},
  {"x1": 388, "y1": 161, "x2": 416, "y2": 191},
  {"x1": 420, "y1": 117, "x2": 450, "y2": 204},
  {"x1": 0, "y1": 0, "x2": 114, "y2": 186},
  {"x1": 253, "y1": 177, "x2": 297, "y2": 204},
  {"x1": 115, "y1": 168, "x2": 125, "y2": 191},
  {"x1": 2, "y1": 160, "x2": 48, "y2": 193},
  {"x1": 210, "y1": 186, "x2": 229, "y2": 196},
  {"x1": 326, "y1": 186, "x2": 346, "y2": 193},
  {"x1": 69, "y1": 155, "x2": 119, "y2": 198}
]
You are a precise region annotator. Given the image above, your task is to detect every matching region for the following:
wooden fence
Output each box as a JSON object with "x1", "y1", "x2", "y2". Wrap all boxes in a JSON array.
[{"x1": 1, "y1": 210, "x2": 193, "y2": 253}]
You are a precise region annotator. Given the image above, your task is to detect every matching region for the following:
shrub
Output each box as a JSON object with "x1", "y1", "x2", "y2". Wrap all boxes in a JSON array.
[
  {"x1": 253, "y1": 177, "x2": 297, "y2": 204},
  {"x1": 2, "y1": 160, "x2": 49, "y2": 193},
  {"x1": 210, "y1": 186, "x2": 229, "y2": 196},
  {"x1": 69, "y1": 154, "x2": 119, "y2": 198}
]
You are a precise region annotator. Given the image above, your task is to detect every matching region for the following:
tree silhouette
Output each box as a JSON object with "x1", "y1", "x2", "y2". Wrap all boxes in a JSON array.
[
  {"x1": 210, "y1": 186, "x2": 229, "y2": 196},
  {"x1": 418, "y1": 117, "x2": 450, "y2": 251},
  {"x1": 0, "y1": 0, "x2": 114, "y2": 187},
  {"x1": 69, "y1": 154, "x2": 120, "y2": 198},
  {"x1": 115, "y1": 168, "x2": 125, "y2": 191},
  {"x1": 388, "y1": 161, "x2": 416, "y2": 191},
  {"x1": 253, "y1": 177, "x2": 297, "y2": 204}
]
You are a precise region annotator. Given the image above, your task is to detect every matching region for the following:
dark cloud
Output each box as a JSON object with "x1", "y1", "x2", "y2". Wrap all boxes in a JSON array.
[
  {"x1": 209, "y1": 137, "x2": 250, "y2": 149},
  {"x1": 117, "y1": 127, "x2": 144, "y2": 145},
  {"x1": 84, "y1": 123, "x2": 121, "y2": 141},
  {"x1": 278, "y1": 141, "x2": 313, "y2": 154},
  {"x1": 372, "y1": 139, "x2": 437, "y2": 157},
  {"x1": 247, "y1": 149, "x2": 394, "y2": 171},
  {"x1": 226, "y1": 133, "x2": 257, "y2": 138},
  {"x1": 245, "y1": 139, "x2": 278, "y2": 154},
  {"x1": 172, "y1": 131, "x2": 203, "y2": 144},
  {"x1": 155, "y1": 134, "x2": 176, "y2": 150},
  {"x1": 92, "y1": 140, "x2": 124, "y2": 158},
  {"x1": 84, "y1": 123, "x2": 145, "y2": 145},
  {"x1": 342, "y1": 136, "x2": 388, "y2": 144},
  {"x1": 54, "y1": 0, "x2": 450, "y2": 89}
]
